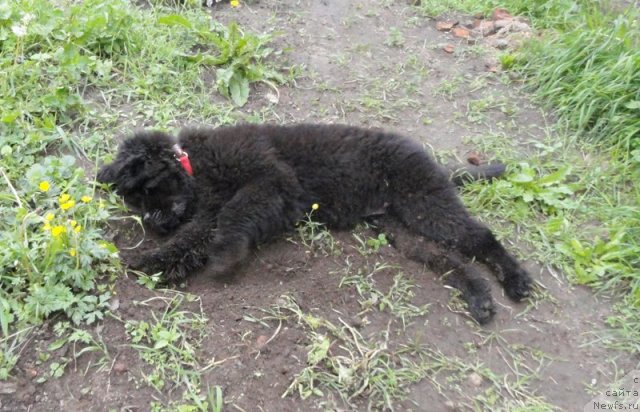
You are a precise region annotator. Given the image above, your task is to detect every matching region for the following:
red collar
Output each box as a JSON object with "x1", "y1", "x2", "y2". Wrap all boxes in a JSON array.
[{"x1": 172, "y1": 144, "x2": 193, "y2": 176}]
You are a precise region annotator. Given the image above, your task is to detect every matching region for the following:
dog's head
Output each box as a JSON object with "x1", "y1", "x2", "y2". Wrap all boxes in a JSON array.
[{"x1": 98, "y1": 130, "x2": 196, "y2": 234}]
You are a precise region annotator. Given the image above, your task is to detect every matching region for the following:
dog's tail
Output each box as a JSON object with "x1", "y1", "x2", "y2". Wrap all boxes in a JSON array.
[{"x1": 447, "y1": 162, "x2": 506, "y2": 186}]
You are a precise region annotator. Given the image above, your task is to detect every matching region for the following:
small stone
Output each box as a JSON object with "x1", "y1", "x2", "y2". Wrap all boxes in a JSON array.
[
  {"x1": 474, "y1": 20, "x2": 496, "y2": 36},
  {"x1": 492, "y1": 38, "x2": 510, "y2": 50},
  {"x1": 444, "y1": 400, "x2": 460, "y2": 411},
  {"x1": 436, "y1": 20, "x2": 457, "y2": 31},
  {"x1": 0, "y1": 382, "x2": 17, "y2": 394},
  {"x1": 113, "y1": 362, "x2": 128, "y2": 374},
  {"x1": 468, "y1": 372, "x2": 483, "y2": 387},
  {"x1": 467, "y1": 153, "x2": 481, "y2": 166},
  {"x1": 494, "y1": 19, "x2": 513, "y2": 30},
  {"x1": 256, "y1": 335, "x2": 269, "y2": 348},
  {"x1": 109, "y1": 298, "x2": 120, "y2": 311},
  {"x1": 468, "y1": 30, "x2": 485, "y2": 42},
  {"x1": 265, "y1": 93, "x2": 279, "y2": 104},
  {"x1": 451, "y1": 27, "x2": 471, "y2": 39},
  {"x1": 492, "y1": 8, "x2": 512, "y2": 21},
  {"x1": 461, "y1": 20, "x2": 476, "y2": 29},
  {"x1": 442, "y1": 44, "x2": 455, "y2": 54},
  {"x1": 510, "y1": 21, "x2": 531, "y2": 33}
]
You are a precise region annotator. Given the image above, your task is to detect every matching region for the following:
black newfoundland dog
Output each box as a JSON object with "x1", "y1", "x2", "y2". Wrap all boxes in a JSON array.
[{"x1": 98, "y1": 123, "x2": 532, "y2": 324}]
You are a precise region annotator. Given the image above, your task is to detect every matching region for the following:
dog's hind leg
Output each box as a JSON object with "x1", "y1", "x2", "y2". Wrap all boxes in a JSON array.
[
  {"x1": 372, "y1": 216, "x2": 496, "y2": 324},
  {"x1": 388, "y1": 187, "x2": 532, "y2": 303}
]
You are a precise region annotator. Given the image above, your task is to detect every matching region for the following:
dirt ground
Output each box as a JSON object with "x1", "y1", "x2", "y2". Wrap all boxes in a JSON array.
[{"x1": 4, "y1": 0, "x2": 637, "y2": 411}]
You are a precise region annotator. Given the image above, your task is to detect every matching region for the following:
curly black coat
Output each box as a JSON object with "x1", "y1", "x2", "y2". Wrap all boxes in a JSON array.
[{"x1": 98, "y1": 123, "x2": 532, "y2": 323}]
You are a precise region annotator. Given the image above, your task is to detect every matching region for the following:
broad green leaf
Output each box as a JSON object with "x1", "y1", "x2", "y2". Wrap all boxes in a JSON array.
[
  {"x1": 624, "y1": 100, "x2": 640, "y2": 110},
  {"x1": 510, "y1": 172, "x2": 535, "y2": 183},
  {"x1": 154, "y1": 339, "x2": 169, "y2": 349},
  {"x1": 48, "y1": 338, "x2": 68, "y2": 351},
  {"x1": 307, "y1": 335, "x2": 330, "y2": 365},
  {"x1": 157, "y1": 14, "x2": 192, "y2": 29},
  {"x1": 228, "y1": 73, "x2": 249, "y2": 106},
  {"x1": 538, "y1": 167, "x2": 570, "y2": 186}
]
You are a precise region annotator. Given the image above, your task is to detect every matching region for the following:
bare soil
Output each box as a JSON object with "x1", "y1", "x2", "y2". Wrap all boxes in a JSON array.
[{"x1": 3, "y1": 1, "x2": 637, "y2": 411}]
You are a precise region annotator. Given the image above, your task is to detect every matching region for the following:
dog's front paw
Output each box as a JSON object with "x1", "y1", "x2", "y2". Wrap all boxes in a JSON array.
[
  {"x1": 120, "y1": 249, "x2": 150, "y2": 271},
  {"x1": 462, "y1": 277, "x2": 496, "y2": 324},
  {"x1": 467, "y1": 294, "x2": 496, "y2": 325},
  {"x1": 120, "y1": 249, "x2": 187, "y2": 282},
  {"x1": 162, "y1": 261, "x2": 190, "y2": 282},
  {"x1": 503, "y1": 268, "x2": 532, "y2": 301}
]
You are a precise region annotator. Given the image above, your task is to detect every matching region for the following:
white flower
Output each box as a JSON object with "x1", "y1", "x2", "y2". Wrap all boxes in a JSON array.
[
  {"x1": 11, "y1": 24, "x2": 27, "y2": 38},
  {"x1": 21, "y1": 13, "x2": 35, "y2": 25}
]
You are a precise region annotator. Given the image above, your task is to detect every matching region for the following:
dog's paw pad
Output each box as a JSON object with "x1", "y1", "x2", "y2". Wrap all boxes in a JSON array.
[
  {"x1": 504, "y1": 273, "x2": 532, "y2": 301},
  {"x1": 468, "y1": 295, "x2": 496, "y2": 325}
]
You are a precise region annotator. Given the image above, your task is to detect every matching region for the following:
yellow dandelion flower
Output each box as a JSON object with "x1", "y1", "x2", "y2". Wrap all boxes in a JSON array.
[
  {"x1": 39, "y1": 181, "x2": 50, "y2": 192},
  {"x1": 69, "y1": 248, "x2": 76, "y2": 257},
  {"x1": 81, "y1": 195, "x2": 92, "y2": 203},
  {"x1": 45, "y1": 212, "x2": 55, "y2": 221},
  {"x1": 60, "y1": 200, "x2": 75, "y2": 210},
  {"x1": 230, "y1": 0, "x2": 240, "y2": 7},
  {"x1": 74, "y1": 225, "x2": 82, "y2": 233},
  {"x1": 311, "y1": 203, "x2": 319, "y2": 211},
  {"x1": 59, "y1": 193, "x2": 70, "y2": 204},
  {"x1": 43, "y1": 222, "x2": 52, "y2": 231},
  {"x1": 51, "y1": 225, "x2": 66, "y2": 237},
  {"x1": 69, "y1": 219, "x2": 77, "y2": 228}
]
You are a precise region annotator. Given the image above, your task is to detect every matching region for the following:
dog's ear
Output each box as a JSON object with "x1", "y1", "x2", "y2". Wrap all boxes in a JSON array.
[
  {"x1": 96, "y1": 152, "x2": 146, "y2": 191},
  {"x1": 98, "y1": 130, "x2": 176, "y2": 190},
  {"x1": 97, "y1": 162, "x2": 119, "y2": 184},
  {"x1": 97, "y1": 156, "x2": 141, "y2": 185}
]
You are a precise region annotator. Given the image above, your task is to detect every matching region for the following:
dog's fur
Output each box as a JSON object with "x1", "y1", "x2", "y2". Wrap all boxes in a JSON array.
[{"x1": 98, "y1": 123, "x2": 532, "y2": 323}]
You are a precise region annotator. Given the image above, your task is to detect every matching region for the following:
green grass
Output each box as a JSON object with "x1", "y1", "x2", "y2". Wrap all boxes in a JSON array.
[
  {"x1": 510, "y1": 8, "x2": 640, "y2": 151},
  {"x1": 461, "y1": 130, "x2": 640, "y2": 350},
  {"x1": 417, "y1": 0, "x2": 590, "y2": 27},
  {"x1": 123, "y1": 291, "x2": 223, "y2": 410},
  {"x1": 419, "y1": 0, "x2": 639, "y2": 151},
  {"x1": 0, "y1": 0, "x2": 286, "y2": 379},
  {"x1": 502, "y1": 1, "x2": 639, "y2": 352},
  {"x1": 252, "y1": 294, "x2": 426, "y2": 409},
  {"x1": 407, "y1": 344, "x2": 556, "y2": 411},
  {"x1": 338, "y1": 263, "x2": 430, "y2": 327},
  {"x1": 419, "y1": 0, "x2": 640, "y2": 352},
  {"x1": 294, "y1": 205, "x2": 342, "y2": 256},
  {"x1": 247, "y1": 288, "x2": 554, "y2": 410}
]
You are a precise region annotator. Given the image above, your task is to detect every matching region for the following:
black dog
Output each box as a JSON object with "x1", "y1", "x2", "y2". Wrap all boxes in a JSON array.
[{"x1": 98, "y1": 123, "x2": 532, "y2": 323}]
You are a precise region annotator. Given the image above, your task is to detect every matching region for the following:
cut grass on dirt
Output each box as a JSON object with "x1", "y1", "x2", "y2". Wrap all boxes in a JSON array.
[
  {"x1": 245, "y1": 268, "x2": 555, "y2": 411},
  {"x1": 122, "y1": 291, "x2": 222, "y2": 410}
]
